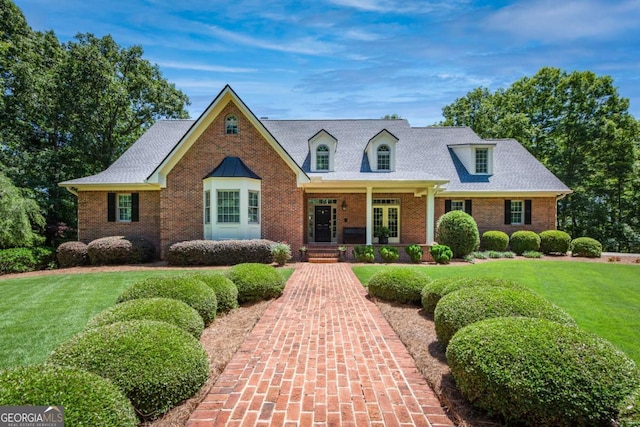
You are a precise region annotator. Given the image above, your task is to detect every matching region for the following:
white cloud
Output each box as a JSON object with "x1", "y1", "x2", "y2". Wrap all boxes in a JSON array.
[{"x1": 154, "y1": 60, "x2": 256, "y2": 73}]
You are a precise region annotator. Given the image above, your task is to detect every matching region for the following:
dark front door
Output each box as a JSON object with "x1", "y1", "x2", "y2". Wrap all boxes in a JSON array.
[{"x1": 314, "y1": 206, "x2": 332, "y2": 242}]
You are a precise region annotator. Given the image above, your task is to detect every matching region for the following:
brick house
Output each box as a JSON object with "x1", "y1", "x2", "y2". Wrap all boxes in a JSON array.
[{"x1": 60, "y1": 85, "x2": 571, "y2": 258}]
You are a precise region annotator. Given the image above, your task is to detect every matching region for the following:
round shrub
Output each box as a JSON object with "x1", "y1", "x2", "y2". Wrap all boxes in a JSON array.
[
  {"x1": 87, "y1": 236, "x2": 155, "y2": 265},
  {"x1": 405, "y1": 244, "x2": 423, "y2": 263},
  {"x1": 368, "y1": 268, "x2": 432, "y2": 304},
  {"x1": 446, "y1": 317, "x2": 640, "y2": 426},
  {"x1": 86, "y1": 297, "x2": 204, "y2": 338},
  {"x1": 167, "y1": 239, "x2": 275, "y2": 266},
  {"x1": 117, "y1": 276, "x2": 217, "y2": 324},
  {"x1": 0, "y1": 365, "x2": 137, "y2": 426},
  {"x1": 440, "y1": 276, "x2": 523, "y2": 297},
  {"x1": 56, "y1": 241, "x2": 88, "y2": 268},
  {"x1": 227, "y1": 263, "x2": 285, "y2": 303},
  {"x1": 189, "y1": 273, "x2": 239, "y2": 312},
  {"x1": 539, "y1": 230, "x2": 571, "y2": 255},
  {"x1": 421, "y1": 277, "x2": 461, "y2": 315},
  {"x1": 434, "y1": 286, "x2": 575, "y2": 347},
  {"x1": 429, "y1": 244, "x2": 453, "y2": 264},
  {"x1": 481, "y1": 230, "x2": 509, "y2": 251},
  {"x1": 509, "y1": 230, "x2": 541, "y2": 255},
  {"x1": 379, "y1": 246, "x2": 400, "y2": 263},
  {"x1": 571, "y1": 237, "x2": 602, "y2": 258},
  {"x1": 48, "y1": 320, "x2": 209, "y2": 420},
  {"x1": 435, "y1": 211, "x2": 480, "y2": 258}
]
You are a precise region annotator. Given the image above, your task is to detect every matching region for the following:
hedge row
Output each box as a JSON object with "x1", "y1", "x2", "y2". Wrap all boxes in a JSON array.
[
  {"x1": 0, "y1": 246, "x2": 55, "y2": 274},
  {"x1": 367, "y1": 268, "x2": 432, "y2": 304},
  {"x1": 167, "y1": 239, "x2": 275, "y2": 266},
  {"x1": 57, "y1": 236, "x2": 156, "y2": 268},
  {"x1": 480, "y1": 230, "x2": 602, "y2": 257}
]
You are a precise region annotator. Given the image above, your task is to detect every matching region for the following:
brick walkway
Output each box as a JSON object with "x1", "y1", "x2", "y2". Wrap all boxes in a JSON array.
[{"x1": 187, "y1": 263, "x2": 454, "y2": 427}]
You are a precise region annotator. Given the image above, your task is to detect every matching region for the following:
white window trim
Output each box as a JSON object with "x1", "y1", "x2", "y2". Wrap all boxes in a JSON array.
[
  {"x1": 511, "y1": 200, "x2": 524, "y2": 225},
  {"x1": 451, "y1": 200, "x2": 465, "y2": 212},
  {"x1": 204, "y1": 190, "x2": 211, "y2": 224},
  {"x1": 475, "y1": 147, "x2": 489, "y2": 174},
  {"x1": 248, "y1": 190, "x2": 260, "y2": 224},
  {"x1": 316, "y1": 145, "x2": 330, "y2": 171},
  {"x1": 225, "y1": 115, "x2": 238, "y2": 135},
  {"x1": 309, "y1": 130, "x2": 336, "y2": 172},
  {"x1": 203, "y1": 177, "x2": 261, "y2": 240},
  {"x1": 366, "y1": 132, "x2": 397, "y2": 172},
  {"x1": 117, "y1": 193, "x2": 132, "y2": 223}
]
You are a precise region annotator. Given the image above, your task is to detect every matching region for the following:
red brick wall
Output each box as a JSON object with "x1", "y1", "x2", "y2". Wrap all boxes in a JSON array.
[
  {"x1": 160, "y1": 102, "x2": 304, "y2": 257},
  {"x1": 77, "y1": 190, "x2": 161, "y2": 251},
  {"x1": 434, "y1": 197, "x2": 558, "y2": 237}
]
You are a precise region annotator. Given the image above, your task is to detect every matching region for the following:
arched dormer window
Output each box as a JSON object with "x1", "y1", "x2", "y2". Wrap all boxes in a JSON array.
[
  {"x1": 377, "y1": 145, "x2": 390, "y2": 170},
  {"x1": 316, "y1": 145, "x2": 330, "y2": 170},
  {"x1": 225, "y1": 115, "x2": 238, "y2": 134}
]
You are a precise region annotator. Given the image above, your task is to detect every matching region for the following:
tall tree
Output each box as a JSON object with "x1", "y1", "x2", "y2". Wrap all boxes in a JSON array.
[
  {"x1": 0, "y1": 171, "x2": 45, "y2": 249},
  {"x1": 441, "y1": 67, "x2": 640, "y2": 250}
]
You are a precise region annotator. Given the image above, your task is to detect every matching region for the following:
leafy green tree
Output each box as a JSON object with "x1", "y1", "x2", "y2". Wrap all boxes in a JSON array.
[
  {"x1": 382, "y1": 113, "x2": 402, "y2": 119},
  {"x1": 0, "y1": 171, "x2": 45, "y2": 248},
  {"x1": 441, "y1": 67, "x2": 640, "y2": 250}
]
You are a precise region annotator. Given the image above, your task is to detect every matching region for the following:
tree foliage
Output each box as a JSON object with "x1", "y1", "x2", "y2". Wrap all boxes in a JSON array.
[
  {"x1": 0, "y1": 0, "x2": 189, "y2": 229},
  {"x1": 441, "y1": 67, "x2": 640, "y2": 251},
  {"x1": 0, "y1": 171, "x2": 45, "y2": 248}
]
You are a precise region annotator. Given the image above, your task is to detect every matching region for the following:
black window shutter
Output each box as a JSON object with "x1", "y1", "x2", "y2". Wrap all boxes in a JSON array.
[
  {"x1": 504, "y1": 200, "x2": 511, "y2": 225},
  {"x1": 524, "y1": 199, "x2": 532, "y2": 225},
  {"x1": 131, "y1": 193, "x2": 139, "y2": 222},
  {"x1": 465, "y1": 199, "x2": 472, "y2": 216},
  {"x1": 445, "y1": 199, "x2": 452, "y2": 213},
  {"x1": 107, "y1": 193, "x2": 116, "y2": 222}
]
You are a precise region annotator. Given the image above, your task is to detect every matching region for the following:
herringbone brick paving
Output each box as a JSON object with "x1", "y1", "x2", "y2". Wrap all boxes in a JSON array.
[{"x1": 187, "y1": 263, "x2": 454, "y2": 426}]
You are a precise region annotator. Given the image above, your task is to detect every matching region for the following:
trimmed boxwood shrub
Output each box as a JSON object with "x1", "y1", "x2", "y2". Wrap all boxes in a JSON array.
[
  {"x1": 440, "y1": 276, "x2": 523, "y2": 297},
  {"x1": 353, "y1": 245, "x2": 375, "y2": 262},
  {"x1": 421, "y1": 277, "x2": 461, "y2": 315},
  {"x1": 227, "y1": 263, "x2": 285, "y2": 303},
  {"x1": 379, "y1": 246, "x2": 400, "y2": 263},
  {"x1": 368, "y1": 268, "x2": 432, "y2": 304},
  {"x1": 447, "y1": 317, "x2": 640, "y2": 427},
  {"x1": 167, "y1": 239, "x2": 275, "y2": 266},
  {"x1": 87, "y1": 236, "x2": 155, "y2": 265},
  {"x1": 189, "y1": 273, "x2": 239, "y2": 312},
  {"x1": 117, "y1": 276, "x2": 217, "y2": 324},
  {"x1": 86, "y1": 297, "x2": 204, "y2": 338},
  {"x1": 434, "y1": 286, "x2": 575, "y2": 347},
  {"x1": 429, "y1": 244, "x2": 453, "y2": 264},
  {"x1": 435, "y1": 211, "x2": 480, "y2": 258},
  {"x1": 0, "y1": 365, "x2": 137, "y2": 426},
  {"x1": 48, "y1": 320, "x2": 209, "y2": 420},
  {"x1": 481, "y1": 230, "x2": 509, "y2": 251},
  {"x1": 56, "y1": 241, "x2": 88, "y2": 267},
  {"x1": 0, "y1": 247, "x2": 37, "y2": 274},
  {"x1": 539, "y1": 230, "x2": 571, "y2": 255},
  {"x1": 405, "y1": 244, "x2": 423, "y2": 263},
  {"x1": 509, "y1": 230, "x2": 541, "y2": 255},
  {"x1": 571, "y1": 237, "x2": 602, "y2": 258}
]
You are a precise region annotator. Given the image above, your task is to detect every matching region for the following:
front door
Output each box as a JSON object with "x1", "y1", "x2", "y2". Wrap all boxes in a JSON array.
[{"x1": 314, "y1": 206, "x2": 332, "y2": 242}]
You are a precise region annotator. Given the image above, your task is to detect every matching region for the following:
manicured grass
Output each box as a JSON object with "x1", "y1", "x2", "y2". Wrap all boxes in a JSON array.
[
  {"x1": 353, "y1": 261, "x2": 640, "y2": 364},
  {"x1": 0, "y1": 267, "x2": 293, "y2": 370}
]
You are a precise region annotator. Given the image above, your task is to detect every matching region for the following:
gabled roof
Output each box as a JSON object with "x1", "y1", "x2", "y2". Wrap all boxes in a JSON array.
[{"x1": 204, "y1": 157, "x2": 261, "y2": 179}]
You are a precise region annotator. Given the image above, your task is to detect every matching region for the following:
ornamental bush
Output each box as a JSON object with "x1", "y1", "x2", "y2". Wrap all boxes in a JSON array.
[
  {"x1": 571, "y1": 237, "x2": 602, "y2": 258},
  {"x1": 509, "y1": 230, "x2": 541, "y2": 255},
  {"x1": 86, "y1": 298, "x2": 204, "y2": 338},
  {"x1": 379, "y1": 246, "x2": 400, "y2": 263},
  {"x1": 429, "y1": 244, "x2": 453, "y2": 264},
  {"x1": 446, "y1": 317, "x2": 640, "y2": 426},
  {"x1": 0, "y1": 365, "x2": 137, "y2": 426},
  {"x1": 117, "y1": 276, "x2": 217, "y2": 324},
  {"x1": 227, "y1": 263, "x2": 285, "y2": 303},
  {"x1": 87, "y1": 236, "x2": 155, "y2": 265},
  {"x1": 435, "y1": 211, "x2": 480, "y2": 258},
  {"x1": 56, "y1": 241, "x2": 88, "y2": 267},
  {"x1": 434, "y1": 286, "x2": 575, "y2": 347},
  {"x1": 405, "y1": 244, "x2": 423, "y2": 263},
  {"x1": 539, "y1": 230, "x2": 571, "y2": 255},
  {"x1": 368, "y1": 268, "x2": 432, "y2": 304},
  {"x1": 271, "y1": 242, "x2": 292, "y2": 266},
  {"x1": 481, "y1": 230, "x2": 509, "y2": 251},
  {"x1": 421, "y1": 277, "x2": 460, "y2": 315},
  {"x1": 188, "y1": 273, "x2": 239, "y2": 312},
  {"x1": 48, "y1": 320, "x2": 209, "y2": 420},
  {"x1": 353, "y1": 245, "x2": 375, "y2": 262},
  {"x1": 0, "y1": 247, "x2": 36, "y2": 274},
  {"x1": 167, "y1": 239, "x2": 275, "y2": 266}
]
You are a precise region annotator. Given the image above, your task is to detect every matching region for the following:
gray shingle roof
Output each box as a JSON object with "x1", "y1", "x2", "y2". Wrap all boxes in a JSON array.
[{"x1": 60, "y1": 117, "x2": 570, "y2": 194}]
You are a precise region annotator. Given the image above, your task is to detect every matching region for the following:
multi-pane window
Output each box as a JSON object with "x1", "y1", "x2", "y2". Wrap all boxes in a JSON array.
[
  {"x1": 117, "y1": 194, "x2": 132, "y2": 222},
  {"x1": 377, "y1": 145, "x2": 390, "y2": 170},
  {"x1": 475, "y1": 148, "x2": 488, "y2": 174},
  {"x1": 316, "y1": 145, "x2": 329, "y2": 170},
  {"x1": 217, "y1": 190, "x2": 240, "y2": 223},
  {"x1": 451, "y1": 200, "x2": 465, "y2": 211},
  {"x1": 225, "y1": 115, "x2": 238, "y2": 134},
  {"x1": 204, "y1": 191, "x2": 211, "y2": 224},
  {"x1": 511, "y1": 200, "x2": 524, "y2": 225},
  {"x1": 248, "y1": 191, "x2": 259, "y2": 223}
]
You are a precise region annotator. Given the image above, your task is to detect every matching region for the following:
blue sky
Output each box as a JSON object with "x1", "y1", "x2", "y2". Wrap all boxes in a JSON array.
[{"x1": 14, "y1": 0, "x2": 640, "y2": 126}]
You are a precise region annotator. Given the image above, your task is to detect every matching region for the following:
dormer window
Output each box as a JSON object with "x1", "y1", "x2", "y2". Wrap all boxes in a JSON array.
[
  {"x1": 316, "y1": 145, "x2": 330, "y2": 170},
  {"x1": 475, "y1": 148, "x2": 488, "y2": 174},
  {"x1": 225, "y1": 115, "x2": 238, "y2": 134},
  {"x1": 377, "y1": 145, "x2": 391, "y2": 170}
]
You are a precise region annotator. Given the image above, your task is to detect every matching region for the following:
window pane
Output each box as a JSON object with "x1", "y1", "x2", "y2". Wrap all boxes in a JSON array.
[
  {"x1": 248, "y1": 191, "x2": 259, "y2": 224},
  {"x1": 204, "y1": 191, "x2": 211, "y2": 224},
  {"x1": 118, "y1": 194, "x2": 132, "y2": 222},
  {"x1": 511, "y1": 200, "x2": 523, "y2": 224},
  {"x1": 451, "y1": 200, "x2": 464, "y2": 211},
  {"x1": 373, "y1": 207, "x2": 383, "y2": 236},
  {"x1": 316, "y1": 145, "x2": 329, "y2": 170},
  {"x1": 475, "y1": 148, "x2": 488, "y2": 173},
  {"x1": 377, "y1": 145, "x2": 390, "y2": 170},
  {"x1": 217, "y1": 190, "x2": 240, "y2": 223},
  {"x1": 225, "y1": 115, "x2": 238, "y2": 134}
]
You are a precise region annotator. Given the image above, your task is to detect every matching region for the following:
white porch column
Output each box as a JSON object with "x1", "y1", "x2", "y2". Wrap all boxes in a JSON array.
[
  {"x1": 426, "y1": 187, "x2": 435, "y2": 244},
  {"x1": 366, "y1": 186, "x2": 373, "y2": 245}
]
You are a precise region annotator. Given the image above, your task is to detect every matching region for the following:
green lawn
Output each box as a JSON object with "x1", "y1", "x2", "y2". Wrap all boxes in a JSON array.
[
  {"x1": 353, "y1": 260, "x2": 640, "y2": 364},
  {"x1": 0, "y1": 268, "x2": 294, "y2": 370}
]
